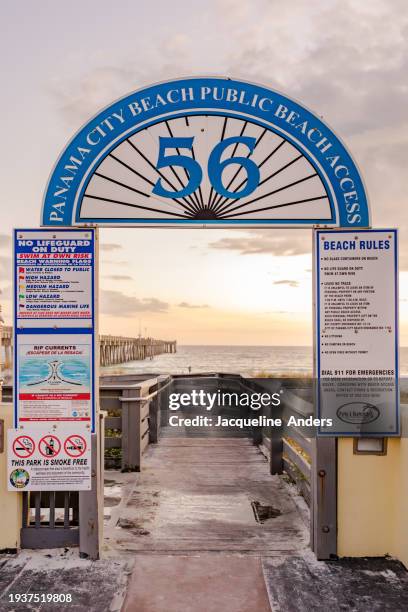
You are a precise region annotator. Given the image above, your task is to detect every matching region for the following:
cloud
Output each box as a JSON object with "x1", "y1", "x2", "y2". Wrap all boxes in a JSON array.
[
  {"x1": 209, "y1": 229, "x2": 310, "y2": 256},
  {"x1": 100, "y1": 243, "x2": 122, "y2": 252},
  {"x1": 0, "y1": 234, "x2": 11, "y2": 250},
  {"x1": 217, "y1": 0, "x2": 408, "y2": 268},
  {"x1": 178, "y1": 301, "x2": 210, "y2": 309},
  {"x1": 48, "y1": 0, "x2": 408, "y2": 270},
  {"x1": 50, "y1": 53, "x2": 198, "y2": 127},
  {"x1": 0, "y1": 256, "x2": 12, "y2": 281},
  {"x1": 102, "y1": 260, "x2": 128, "y2": 265},
  {"x1": 104, "y1": 274, "x2": 133, "y2": 281},
  {"x1": 273, "y1": 280, "x2": 299, "y2": 288},
  {"x1": 0, "y1": 284, "x2": 12, "y2": 300},
  {"x1": 220, "y1": 0, "x2": 408, "y2": 136},
  {"x1": 100, "y1": 289, "x2": 168, "y2": 316}
]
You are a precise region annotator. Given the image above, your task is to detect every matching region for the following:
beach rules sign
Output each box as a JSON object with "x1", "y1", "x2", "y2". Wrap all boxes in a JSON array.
[
  {"x1": 40, "y1": 77, "x2": 370, "y2": 228},
  {"x1": 314, "y1": 229, "x2": 399, "y2": 436}
]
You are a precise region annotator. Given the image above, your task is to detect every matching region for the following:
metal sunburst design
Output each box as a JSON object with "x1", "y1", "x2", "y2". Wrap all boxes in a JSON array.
[{"x1": 80, "y1": 115, "x2": 332, "y2": 223}]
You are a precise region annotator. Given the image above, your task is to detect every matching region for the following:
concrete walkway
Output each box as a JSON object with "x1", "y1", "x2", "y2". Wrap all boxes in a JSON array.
[
  {"x1": 122, "y1": 554, "x2": 271, "y2": 612},
  {"x1": 108, "y1": 437, "x2": 308, "y2": 611}
]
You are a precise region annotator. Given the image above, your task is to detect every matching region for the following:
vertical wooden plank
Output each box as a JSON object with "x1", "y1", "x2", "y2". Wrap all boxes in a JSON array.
[
  {"x1": 252, "y1": 404, "x2": 263, "y2": 446},
  {"x1": 310, "y1": 437, "x2": 315, "y2": 551},
  {"x1": 64, "y1": 493, "x2": 70, "y2": 528},
  {"x1": 22, "y1": 492, "x2": 29, "y2": 528},
  {"x1": 35, "y1": 493, "x2": 41, "y2": 528},
  {"x1": 121, "y1": 388, "x2": 142, "y2": 471},
  {"x1": 79, "y1": 433, "x2": 100, "y2": 560},
  {"x1": 133, "y1": 395, "x2": 142, "y2": 471},
  {"x1": 121, "y1": 392, "x2": 130, "y2": 470},
  {"x1": 72, "y1": 492, "x2": 79, "y2": 525},
  {"x1": 270, "y1": 433, "x2": 283, "y2": 474},
  {"x1": 149, "y1": 389, "x2": 159, "y2": 444},
  {"x1": 270, "y1": 403, "x2": 283, "y2": 475},
  {"x1": 161, "y1": 381, "x2": 171, "y2": 428},
  {"x1": 311, "y1": 436, "x2": 337, "y2": 559},
  {"x1": 49, "y1": 492, "x2": 55, "y2": 528}
]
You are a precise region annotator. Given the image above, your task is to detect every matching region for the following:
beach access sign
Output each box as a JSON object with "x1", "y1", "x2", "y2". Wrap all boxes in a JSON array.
[
  {"x1": 40, "y1": 76, "x2": 370, "y2": 229},
  {"x1": 314, "y1": 229, "x2": 399, "y2": 436},
  {"x1": 7, "y1": 427, "x2": 91, "y2": 491}
]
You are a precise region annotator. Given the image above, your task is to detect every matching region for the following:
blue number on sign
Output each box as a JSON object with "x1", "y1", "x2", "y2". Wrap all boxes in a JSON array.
[
  {"x1": 152, "y1": 137, "x2": 203, "y2": 198},
  {"x1": 153, "y1": 135, "x2": 260, "y2": 199},
  {"x1": 207, "y1": 136, "x2": 260, "y2": 199}
]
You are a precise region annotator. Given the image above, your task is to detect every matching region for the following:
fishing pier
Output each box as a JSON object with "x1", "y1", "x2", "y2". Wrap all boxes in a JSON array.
[
  {"x1": 0, "y1": 326, "x2": 176, "y2": 369},
  {"x1": 99, "y1": 335, "x2": 176, "y2": 366}
]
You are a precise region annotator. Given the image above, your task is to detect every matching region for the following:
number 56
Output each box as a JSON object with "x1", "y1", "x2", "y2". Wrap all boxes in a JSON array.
[{"x1": 152, "y1": 136, "x2": 260, "y2": 199}]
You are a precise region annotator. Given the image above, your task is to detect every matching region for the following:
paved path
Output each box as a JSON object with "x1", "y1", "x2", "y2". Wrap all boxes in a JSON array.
[
  {"x1": 113, "y1": 436, "x2": 308, "y2": 611},
  {"x1": 122, "y1": 554, "x2": 271, "y2": 612}
]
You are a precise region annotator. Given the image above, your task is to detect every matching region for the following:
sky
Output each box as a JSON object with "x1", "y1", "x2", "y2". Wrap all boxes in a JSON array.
[{"x1": 0, "y1": 0, "x2": 407, "y2": 345}]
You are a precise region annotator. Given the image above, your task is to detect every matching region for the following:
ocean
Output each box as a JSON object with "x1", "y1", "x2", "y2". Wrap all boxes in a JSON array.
[
  {"x1": 3, "y1": 345, "x2": 408, "y2": 382},
  {"x1": 100, "y1": 345, "x2": 408, "y2": 378}
]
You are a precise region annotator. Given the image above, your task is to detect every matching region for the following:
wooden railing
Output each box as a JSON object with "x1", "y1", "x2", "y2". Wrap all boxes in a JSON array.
[
  {"x1": 100, "y1": 373, "x2": 173, "y2": 470},
  {"x1": 280, "y1": 387, "x2": 313, "y2": 506},
  {"x1": 255, "y1": 381, "x2": 313, "y2": 506}
]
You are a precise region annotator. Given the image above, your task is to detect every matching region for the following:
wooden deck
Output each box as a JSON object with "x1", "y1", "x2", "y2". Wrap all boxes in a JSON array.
[{"x1": 106, "y1": 436, "x2": 309, "y2": 555}]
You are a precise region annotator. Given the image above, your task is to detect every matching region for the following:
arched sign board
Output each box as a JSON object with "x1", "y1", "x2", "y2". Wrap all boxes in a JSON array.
[{"x1": 41, "y1": 77, "x2": 370, "y2": 228}]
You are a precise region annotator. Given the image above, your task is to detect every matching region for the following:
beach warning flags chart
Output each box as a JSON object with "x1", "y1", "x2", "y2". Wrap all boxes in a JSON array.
[{"x1": 7, "y1": 428, "x2": 91, "y2": 491}]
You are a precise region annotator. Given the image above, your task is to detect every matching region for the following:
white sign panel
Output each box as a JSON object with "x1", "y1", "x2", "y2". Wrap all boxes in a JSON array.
[
  {"x1": 15, "y1": 333, "x2": 93, "y2": 427},
  {"x1": 314, "y1": 229, "x2": 399, "y2": 435},
  {"x1": 14, "y1": 229, "x2": 95, "y2": 328},
  {"x1": 7, "y1": 427, "x2": 91, "y2": 491}
]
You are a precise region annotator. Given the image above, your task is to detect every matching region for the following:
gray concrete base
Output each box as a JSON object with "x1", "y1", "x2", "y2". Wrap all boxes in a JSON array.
[
  {"x1": 262, "y1": 550, "x2": 408, "y2": 611},
  {"x1": 0, "y1": 550, "x2": 131, "y2": 612}
]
